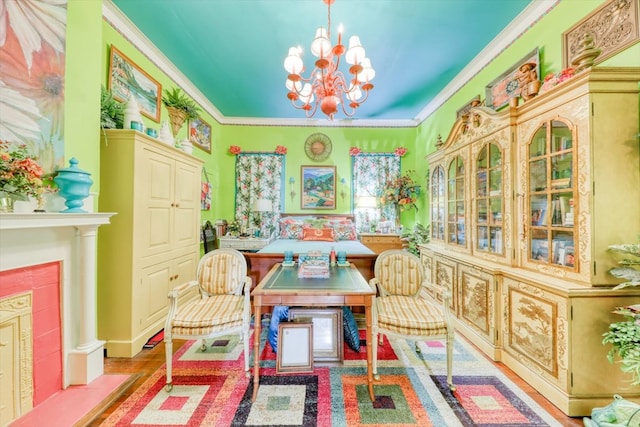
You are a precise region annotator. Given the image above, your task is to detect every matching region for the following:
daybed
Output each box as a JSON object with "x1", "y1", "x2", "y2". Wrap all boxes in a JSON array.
[{"x1": 243, "y1": 213, "x2": 378, "y2": 287}]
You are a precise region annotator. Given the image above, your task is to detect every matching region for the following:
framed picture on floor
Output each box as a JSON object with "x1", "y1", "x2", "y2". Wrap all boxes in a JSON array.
[
  {"x1": 289, "y1": 308, "x2": 343, "y2": 362},
  {"x1": 276, "y1": 322, "x2": 313, "y2": 373},
  {"x1": 301, "y1": 165, "x2": 336, "y2": 209},
  {"x1": 108, "y1": 45, "x2": 162, "y2": 122}
]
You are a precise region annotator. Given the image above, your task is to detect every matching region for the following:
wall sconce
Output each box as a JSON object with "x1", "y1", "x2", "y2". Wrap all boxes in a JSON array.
[
  {"x1": 340, "y1": 178, "x2": 347, "y2": 201},
  {"x1": 289, "y1": 177, "x2": 296, "y2": 202}
]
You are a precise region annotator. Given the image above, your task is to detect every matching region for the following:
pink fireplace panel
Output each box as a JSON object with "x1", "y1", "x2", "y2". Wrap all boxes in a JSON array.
[{"x1": 0, "y1": 262, "x2": 62, "y2": 406}]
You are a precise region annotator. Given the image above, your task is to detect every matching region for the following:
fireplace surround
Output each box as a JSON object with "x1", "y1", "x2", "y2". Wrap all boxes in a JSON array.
[{"x1": 0, "y1": 213, "x2": 113, "y2": 422}]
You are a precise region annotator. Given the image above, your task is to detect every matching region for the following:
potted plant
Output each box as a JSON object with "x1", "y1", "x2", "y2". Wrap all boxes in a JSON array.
[
  {"x1": 161, "y1": 87, "x2": 200, "y2": 137},
  {"x1": 400, "y1": 223, "x2": 429, "y2": 256},
  {"x1": 601, "y1": 243, "x2": 640, "y2": 386},
  {"x1": 100, "y1": 85, "x2": 124, "y2": 130}
]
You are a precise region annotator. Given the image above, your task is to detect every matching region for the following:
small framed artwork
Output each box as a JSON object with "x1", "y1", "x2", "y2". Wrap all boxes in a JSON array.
[
  {"x1": 276, "y1": 323, "x2": 314, "y2": 374},
  {"x1": 108, "y1": 45, "x2": 162, "y2": 122},
  {"x1": 289, "y1": 308, "x2": 343, "y2": 363},
  {"x1": 189, "y1": 116, "x2": 212, "y2": 153},
  {"x1": 301, "y1": 165, "x2": 336, "y2": 210},
  {"x1": 485, "y1": 48, "x2": 539, "y2": 111}
]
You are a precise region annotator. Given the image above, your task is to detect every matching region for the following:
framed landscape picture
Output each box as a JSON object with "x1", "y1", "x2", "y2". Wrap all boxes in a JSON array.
[
  {"x1": 485, "y1": 48, "x2": 539, "y2": 111},
  {"x1": 108, "y1": 45, "x2": 162, "y2": 122},
  {"x1": 301, "y1": 165, "x2": 336, "y2": 210},
  {"x1": 189, "y1": 116, "x2": 212, "y2": 153}
]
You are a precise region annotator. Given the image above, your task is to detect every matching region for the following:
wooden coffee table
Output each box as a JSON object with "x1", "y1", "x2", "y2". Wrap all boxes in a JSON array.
[{"x1": 251, "y1": 263, "x2": 376, "y2": 402}]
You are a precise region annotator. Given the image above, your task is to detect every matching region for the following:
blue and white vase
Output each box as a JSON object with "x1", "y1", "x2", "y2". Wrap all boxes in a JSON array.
[{"x1": 53, "y1": 158, "x2": 93, "y2": 213}]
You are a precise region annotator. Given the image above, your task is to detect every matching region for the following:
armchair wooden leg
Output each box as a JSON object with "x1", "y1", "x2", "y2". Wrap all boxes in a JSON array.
[
  {"x1": 242, "y1": 327, "x2": 250, "y2": 377},
  {"x1": 165, "y1": 338, "x2": 173, "y2": 392},
  {"x1": 372, "y1": 330, "x2": 380, "y2": 380},
  {"x1": 446, "y1": 334, "x2": 455, "y2": 392}
]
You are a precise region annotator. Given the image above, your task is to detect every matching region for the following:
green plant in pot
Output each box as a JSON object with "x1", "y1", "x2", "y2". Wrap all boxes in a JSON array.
[
  {"x1": 162, "y1": 87, "x2": 200, "y2": 138},
  {"x1": 601, "y1": 243, "x2": 640, "y2": 386},
  {"x1": 100, "y1": 85, "x2": 124, "y2": 130},
  {"x1": 400, "y1": 223, "x2": 430, "y2": 256}
]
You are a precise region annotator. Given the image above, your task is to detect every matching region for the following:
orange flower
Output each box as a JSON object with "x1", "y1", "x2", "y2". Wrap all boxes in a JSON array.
[{"x1": 229, "y1": 145, "x2": 242, "y2": 155}]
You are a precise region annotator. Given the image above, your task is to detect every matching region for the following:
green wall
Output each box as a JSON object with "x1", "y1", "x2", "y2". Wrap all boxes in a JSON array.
[{"x1": 66, "y1": 0, "x2": 638, "y2": 225}]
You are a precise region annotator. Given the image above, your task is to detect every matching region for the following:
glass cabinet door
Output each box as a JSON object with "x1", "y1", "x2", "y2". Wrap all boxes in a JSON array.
[
  {"x1": 447, "y1": 156, "x2": 465, "y2": 246},
  {"x1": 527, "y1": 120, "x2": 576, "y2": 268},
  {"x1": 476, "y1": 143, "x2": 503, "y2": 254},
  {"x1": 430, "y1": 166, "x2": 445, "y2": 241}
]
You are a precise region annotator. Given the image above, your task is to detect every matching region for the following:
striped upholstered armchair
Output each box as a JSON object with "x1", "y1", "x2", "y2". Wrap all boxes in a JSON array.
[
  {"x1": 369, "y1": 249, "x2": 455, "y2": 391},
  {"x1": 164, "y1": 248, "x2": 252, "y2": 391}
]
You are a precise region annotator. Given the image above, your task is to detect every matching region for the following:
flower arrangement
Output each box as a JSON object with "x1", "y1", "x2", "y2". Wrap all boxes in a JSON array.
[
  {"x1": 380, "y1": 170, "x2": 422, "y2": 212},
  {"x1": 0, "y1": 141, "x2": 44, "y2": 201},
  {"x1": 539, "y1": 67, "x2": 576, "y2": 94}
]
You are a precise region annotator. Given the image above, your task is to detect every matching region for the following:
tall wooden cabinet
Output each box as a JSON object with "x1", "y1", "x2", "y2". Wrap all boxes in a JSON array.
[
  {"x1": 422, "y1": 68, "x2": 640, "y2": 416},
  {"x1": 98, "y1": 130, "x2": 203, "y2": 357}
]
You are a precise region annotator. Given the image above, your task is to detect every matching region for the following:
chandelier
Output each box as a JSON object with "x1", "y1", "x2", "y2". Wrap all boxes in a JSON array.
[{"x1": 284, "y1": 0, "x2": 375, "y2": 120}]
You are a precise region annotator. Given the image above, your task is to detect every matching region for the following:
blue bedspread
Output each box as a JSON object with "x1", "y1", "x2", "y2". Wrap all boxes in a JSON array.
[{"x1": 257, "y1": 239, "x2": 375, "y2": 255}]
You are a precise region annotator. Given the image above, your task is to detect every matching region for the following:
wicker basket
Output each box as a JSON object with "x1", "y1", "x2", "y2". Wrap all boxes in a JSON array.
[{"x1": 166, "y1": 106, "x2": 188, "y2": 137}]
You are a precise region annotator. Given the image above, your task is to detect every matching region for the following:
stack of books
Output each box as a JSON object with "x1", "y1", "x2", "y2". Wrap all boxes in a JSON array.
[{"x1": 298, "y1": 259, "x2": 330, "y2": 279}]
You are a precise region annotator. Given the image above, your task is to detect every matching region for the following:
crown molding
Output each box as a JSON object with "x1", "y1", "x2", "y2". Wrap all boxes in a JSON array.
[{"x1": 414, "y1": 0, "x2": 561, "y2": 124}]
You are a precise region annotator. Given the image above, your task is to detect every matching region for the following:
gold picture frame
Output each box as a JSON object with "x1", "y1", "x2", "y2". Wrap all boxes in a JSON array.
[
  {"x1": 189, "y1": 116, "x2": 212, "y2": 153},
  {"x1": 108, "y1": 45, "x2": 162, "y2": 122},
  {"x1": 301, "y1": 165, "x2": 336, "y2": 210},
  {"x1": 485, "y1": 48, "x2": 539, "y2": 111},
  {"x1": 276, "y1": 322, "x2": 313, "y2": 373}
]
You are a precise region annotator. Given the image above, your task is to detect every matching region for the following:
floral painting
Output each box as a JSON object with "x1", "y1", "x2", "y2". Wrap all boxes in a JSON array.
[{"x1": 0, "y1": 0, "x2": 68, "y2": 176}]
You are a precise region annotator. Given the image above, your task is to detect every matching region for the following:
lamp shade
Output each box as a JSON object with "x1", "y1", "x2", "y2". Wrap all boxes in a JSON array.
[
  {"x1": 253, "y1": 198, "x2": 273, "y2": 212},
  {"x1": 356, "y1": 196, "x2": 377, "y2": 208}
]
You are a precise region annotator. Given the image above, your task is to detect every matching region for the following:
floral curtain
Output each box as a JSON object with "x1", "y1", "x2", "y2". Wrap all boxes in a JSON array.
[
  {"x1": 234, "y1": 153, "x2": 284, "y2": 236},
  {"x1": 352, "y1": 153, "x2": 400, "y2": 231}
]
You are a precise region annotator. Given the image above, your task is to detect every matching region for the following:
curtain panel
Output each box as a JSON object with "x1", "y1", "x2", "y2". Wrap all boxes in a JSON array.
[
  {"x1": 234, "y1": 153, "x2": 284, "y2": 236},
  {"x1": 352, "y1": 154, "x2": 400, "y2": 231}
]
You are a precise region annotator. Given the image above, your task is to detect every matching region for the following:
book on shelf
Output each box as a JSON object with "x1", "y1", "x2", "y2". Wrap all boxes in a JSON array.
[
  {"x1": 532, "y1": 208, "x2": 547, "y2": 226},
  {"x1": 563, "y1": 246, "x2": 575, "y2": 267}
]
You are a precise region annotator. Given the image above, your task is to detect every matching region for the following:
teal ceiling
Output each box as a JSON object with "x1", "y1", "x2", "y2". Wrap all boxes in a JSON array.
[{"x1": 110, "y1": 0, "x2": 534, "y2": 122}]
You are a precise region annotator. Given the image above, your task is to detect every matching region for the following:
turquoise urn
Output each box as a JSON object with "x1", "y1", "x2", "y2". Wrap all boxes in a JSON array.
[{"x1": 54, "y1": 158, "x2": 93, "y2": 213}]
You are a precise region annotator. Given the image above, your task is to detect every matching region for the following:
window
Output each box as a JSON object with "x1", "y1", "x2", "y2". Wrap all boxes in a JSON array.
[{"x1": 352, "y1": 154, "x2": 400, "y2": 232}]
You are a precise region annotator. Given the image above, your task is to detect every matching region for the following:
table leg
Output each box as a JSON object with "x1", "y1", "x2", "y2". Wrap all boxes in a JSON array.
[
  {"x1": 365, "y1": 303, "x2": 375, "y2": 401},
  {"x1": 252, "y1": 304, "x2": 262, "y2": 402}
]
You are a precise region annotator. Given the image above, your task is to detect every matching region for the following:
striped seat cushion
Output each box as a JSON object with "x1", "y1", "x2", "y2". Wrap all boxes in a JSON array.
[
  {"x1": 376, "y1": 295, "x2": 448, "y2": 336},
  {"x1": 172, "y1": 294, "x2": 244, "y2": 329}
]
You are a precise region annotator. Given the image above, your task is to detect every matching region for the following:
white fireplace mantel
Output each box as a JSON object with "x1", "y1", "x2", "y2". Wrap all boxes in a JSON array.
[{"x1": 0, "y1": 212, "x2": 115, "y2": 387}]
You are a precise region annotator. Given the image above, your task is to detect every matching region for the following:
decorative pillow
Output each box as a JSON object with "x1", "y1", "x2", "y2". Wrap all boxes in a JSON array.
[
  {"x1": 342, "y1": 306, "x2": 360, "y2": 352},
  {"x1": 301, "y1": 227, "x2": 335, "y2": 242},
  {"x1": 330, "y1": 221, "x2": 357, "y2": 241},
  {"x1": 278, "y1": 218, "x2": 305, "y2": 240}
]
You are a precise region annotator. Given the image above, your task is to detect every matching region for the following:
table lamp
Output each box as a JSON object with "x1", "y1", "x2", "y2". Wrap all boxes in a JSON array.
[{"x1": 253, "y1": 198, "x2": 273, "y2": 237}]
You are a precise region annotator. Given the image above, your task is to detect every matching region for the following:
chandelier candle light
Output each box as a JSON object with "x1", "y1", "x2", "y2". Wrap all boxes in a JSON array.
[{"x1": 284, "y1": 0, "x2": 375, "y2": 120}]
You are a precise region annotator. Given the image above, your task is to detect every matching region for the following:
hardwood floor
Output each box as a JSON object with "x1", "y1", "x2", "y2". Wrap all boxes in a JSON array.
[{"x1": 85, "y1": 334, "x2": 585, "y2": 426}]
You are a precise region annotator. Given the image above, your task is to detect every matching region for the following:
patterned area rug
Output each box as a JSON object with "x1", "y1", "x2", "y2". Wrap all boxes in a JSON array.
[{"x1": 102, "y1": 321, "x2": 563, "y2": 426}]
